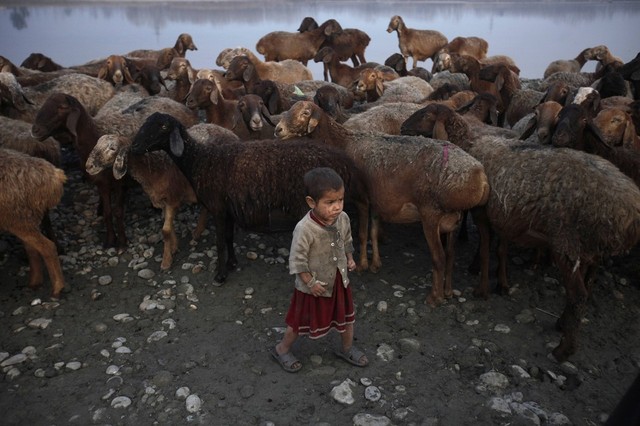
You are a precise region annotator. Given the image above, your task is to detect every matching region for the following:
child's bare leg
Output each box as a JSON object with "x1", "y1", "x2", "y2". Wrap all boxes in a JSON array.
[
  {"x1": 339, "y1": 324, "x2": 368, "y2": 365},
  {"x1": 276, "y1": 326, "x2": 298, "y2": 355}
]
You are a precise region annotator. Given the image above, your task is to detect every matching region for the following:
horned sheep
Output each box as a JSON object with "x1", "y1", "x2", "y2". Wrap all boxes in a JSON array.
[
  {"x1": 275, "y1": 100, "x2": 490, "y2": 306},
  {"x1": 399, "y1": 103, "x2": 640, "y2": 361}
]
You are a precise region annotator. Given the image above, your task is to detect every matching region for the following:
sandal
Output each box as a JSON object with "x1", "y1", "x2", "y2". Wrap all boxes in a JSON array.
[
  {"x1": 335, "y1": 346, "x2": 369, "y2": 367},
  {"x1": 270, "y1": 347, "x2": 302, "y2": 373}
]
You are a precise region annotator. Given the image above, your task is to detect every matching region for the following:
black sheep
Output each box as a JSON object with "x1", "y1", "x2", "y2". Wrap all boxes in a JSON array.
[{"x1": 131, "y1": 112, "x2": 370, "y2": 283}]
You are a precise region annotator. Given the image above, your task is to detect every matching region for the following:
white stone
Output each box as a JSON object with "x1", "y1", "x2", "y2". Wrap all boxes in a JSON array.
[
  {"x1": 494, "y1": 324, "x2": 511, "y2": 334},
  {"x1": 176, "y1": 386, "x2": 190, "y2": 400},
  {"x1": 510, "y1": 365, "x2": 531, "y2": 379},
  {"x1": 115, "y1": 346, "x2": 132, "y2": 354},
  {"x1": 28, "y1": 318, "x2": 52, "y2": 329},
  {"x1": 162, "y1": 319, "x2": 177, "y2": 330},
  {"x1": 147, "y1": 330, "x2": 168, "y2": 343},
  {"x1": 487, "y1": 397, "x2": 512, "y2": 414},
  {"x1": 330, "y1": 379, "x2": 356, "y2": 405},
  {"x1": 5, "y1": 367, "x2": 21, "y2": 380},
  {"x1": 1, "y1": 353, "x2": 27, "y2": 367},
  {"x1": 352, "y1": 413, "x2": 391, "y2": 426},
  {"x1": 137, "y1": 269, "x2": 155, "y2": 279},
  {"x1": 106, "y1": 365, "x2": 119, "y2": 375},
  {"x1": 185, "y1": 394, "x2": 202, "y2": 413},
  {"x1": 360, "y1": 377, "x2": 372, "y2": 386},
  {"x1": 98, "y1": 275, "x2": 112, "y2": 285},
  {"x1": 364, "y1": 385, "x2": 381, "y2": 402},
  {"x1": 100, "y1": 349, "x2": 110, "y2": 358},
  {"x1": 376, "y1": 343, "x2": 395, "y2": 362},
  {"x1": 479, "y1": 371, "x2": 510, "y2": 389},
  {"x1": 377, "y1": 301, "x2": 388, "y2": 313},
  {"x1": 510, "y1": 402, "x2": 541, "y2": 425},
  {"x1": 111, "y1": 396, "x2": 132, "y2": 408},
  {"x1": 31, "y1": 298, "x2": 42, "y2": 306},
  {"x1": 66, "y1": 361, "x2": 82, "y2": 370},
  {"x1": 548, "y1": 413, "x2": 571, "y2": 425},
  {"x1": 113, "y1": 313, "x2": 130, "y2": 322}
]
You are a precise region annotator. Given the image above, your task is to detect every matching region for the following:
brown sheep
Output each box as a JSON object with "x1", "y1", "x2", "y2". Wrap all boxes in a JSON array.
[
  {"x1": 400, "y1": 103, "x2": 640, "y2": 361},
  {"x1": 20, "y1": 53, "x2": 64, "y2": 72},
  {"x1": 432, "y1": 36, "x2": 489, "y2": 73},
  {"x1": 543, "y1": 47, "x2": 592, "y2": 79},
  {"x1": 504, "y1": 81, "x2": 570, "y2": 128},
  {"x1": 384, "y1": 53, "x2": 432, "y2": 82},
  {"x1": 585, "y1": 45, "x2": 624, "y2": 72},
  {"x1": 517, "y1": 101, "x2": 564, "y2": 144},
  {"x1": 275, "y1": 101, "x2": 490, "y2": 306},
  {"x1": 313, "y1": 46, "x2": 375, "y2": 89},
  {"x1": 313, "y1": 84, "x2": 353, "y2": 123},
  {"x1": 125, "y1": 33, "x2": 197, "y2": 61},
  {"x1": 386, "y1": 15, "x2": 448, "y2": 70},
  {"x1": 214, "y1": 47, "x2": 312, "y2": 84},
  {"x1": 97, "y1": 55, "x2": 135, "y2": 87},
  {"x1": 256, "y1": 19, "x2": 343, "y2": 65},
  {"x1": 0, "y1": 148, "x2": 67, "y2": 299},
  {"x1": 593, "y1": 107, "x2": 640, "y2": 150}
]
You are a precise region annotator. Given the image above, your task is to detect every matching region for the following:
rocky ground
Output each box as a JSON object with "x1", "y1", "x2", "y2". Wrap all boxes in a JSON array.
[{"x1": 1, "y1": 147, "x2": 639, "y2": 426}]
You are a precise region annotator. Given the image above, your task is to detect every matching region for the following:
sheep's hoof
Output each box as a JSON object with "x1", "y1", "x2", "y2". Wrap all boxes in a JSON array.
[
  {"x1": 551, "y1": 341, "x2": 575, "y2": 363},
  {"x1": 426, "y1": 294, "x2": 444, "y2": 307},
  {"x1": 369, "y1": 261, "x2": 382, "y2": 274}
]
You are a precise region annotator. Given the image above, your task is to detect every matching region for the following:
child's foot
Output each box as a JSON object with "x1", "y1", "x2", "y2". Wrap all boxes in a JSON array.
[
  {"x1": 270, "y1": 347, "x2": 302, "y2": 373},
  {"x1": 335, "y1": 346, "x2": 368, "y2": 367}
]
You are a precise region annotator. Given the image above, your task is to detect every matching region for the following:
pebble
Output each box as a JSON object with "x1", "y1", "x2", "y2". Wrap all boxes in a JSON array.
[
  {"x1": 106, "y1": 365, "x2": 120, "y2": 375},
  {"x1": 330, "y1": 379, "x2": 356, "y2": 405},
  {"x1": 137, "y1": 269, "x2": 155, "y2": 279},
  {"x1": 376, "y1": 343, "x2": 394, "y2": 362},
  {"x1": 98, "y1": 275, "x2": 112, "y2": 286},
  {"x1": 494, "y1": 324, "x2": 511, "y2": 334},
  {"x1": 28, "y1": 318, "x2": 52, "y2": 329},
  {"x1": 185, "y1": 394, "x2": 202, "y2": 413},
  {"x1": 364, "y1": 385, "x2": 381, "y2": 402},
  {"x1": 66, "y1": 361, "x2": 82, "y2": 371},
  {"x1": 360, "y1": 377, "x2": 372, "y2": 386},
  {"x1": 479, "y1": 371, "x2": 510, "y2": 390},
  {"x1": 115, "y1": 346, "x2": 132, "y2": 354},
  {"x1": 377, "y1": 301, "x2": 388, "y2": 313},
  {"x1": 352, "y1": 413, "x2": 391, "y2": 426},
  {"x1": 1, "y1": 353, "x2": 27, "y2": 367},
  {"x1": 175, "y1": 387, "x2": 190, "y2": 400},
  {"x1": 111, "y1": 396, "x2": 132, "y2": 408},
  {"x1": 147, "y1": 330, "x2": 167, "y2": 343}
]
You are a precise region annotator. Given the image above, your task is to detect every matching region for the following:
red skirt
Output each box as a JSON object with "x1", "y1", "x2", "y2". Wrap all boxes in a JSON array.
[{"x1": 285, "y1": 270, "x2": 355, "y2": 339}]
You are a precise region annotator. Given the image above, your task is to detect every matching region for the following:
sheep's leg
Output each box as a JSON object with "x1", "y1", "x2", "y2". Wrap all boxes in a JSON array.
[
  {"x1": 16, "y1": 228, "x2": 65, "y2": 299},
  {"x1": 97, "y1": 184, "x2": 117, "y2": 248},
  {"x1": 41, "y1": 211, "x2": 63, "y2": 254},
  {"x1": 225, "y1": 216, "x2": 238, "y2": 270},
  {"x1": 457, "y1": 210, "x2": 469, "y2": 242},
  {"x1": 470, "y1": 207, "x2": 491, "y2": 299},
  {"x1": 351, "y1": 54, "x2": 360, "y2": 67},
  {"x1": 496, "y1": 237, "x2": 511, "y2": 295},
  {"x1": 443, "y1": 231, "x2": 455, "y2": 299},
  {"x1": 323, "y1": 63, "x2": 330, "y2": 82},
  {"x1": 551, "y1": 254, "x2": 589, "y2": 362},
  {"x1": 191, "y1": 206, "x2": 208, "y2": 241},
  {"x1": 354, "y1": 201, "x2": 370, "y2": 272},
  {"x1": 367, "y1": 213, "x2": 382, "y2": 273},
  {"x1": 112, "y1": 182, "x2": 127, "y2": 250},
  {"x1": 160, "y1": 206, "x2": 178, "y2": 271},
  {"x1": 422, "y1": 218, "x2": 445, "y2": 307}
]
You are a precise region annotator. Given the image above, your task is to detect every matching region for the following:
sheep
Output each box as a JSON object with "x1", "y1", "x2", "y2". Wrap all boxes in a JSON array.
[
  {"x1": 275, "y1": 100, "x2": 490, "y2": 306},
  {"x1": 0, "y1": 71, "x2": 116, "y2": 123},
  {"x1": 164, "y1": 58, "x2": 243, "y2": 102},
  {"x1": 125, "y1": 33, "x2": 198, "y2": 61},
  {"x1": 129, "y1": 63, "x2": 167, "y2": 96},
  {"x1": 517, "y1": 101, "x2": 564, "y2": 144},
  {"x1": 343, "y1": 102, "x2": 424, "y2": 134},
  {"x1": 256, "y1": 19, "x2": 343, "y2": 65},
  {"x1": 298, "y1": 17, "x2": 370, "y2": 67},
  {"x1": 429, "y1": 70, "x2": 471, "y2": 92},
  {"x1": 313, "y1": 46, "x2": 371, "y2": 89},
  {"x1": 297, "y1": 17, "x2": 371, "y2": 80},
  {"x1": 543, "y1": 47, "x2": 591, "y2": 79},
  {"x1": 433, "y1": 52, "x2": 521, "y2": 78},
  {"x1": 593, "y1": 107, "x2": 640, "y2": 150},
  {"x1": 551, "y1": 104, "x2": 640, "y2": 188},
  {"x1": 0, "y1": 148, "x2": 67, "y2": 299},
  {"x1": 384, "y1": 53, "x2": 432, "y2": 82},
  {"x1": 184, "y1": 78, "x2": 239, "y2": 128},
  {"x1": 585, "y1": 45, "x2": 624, "y2": 72},
  {"x1": 618, "y1": 52, "x2": 640, "y2": 100},
  {"x1": 130, "y1": 111, "x2": 371, "y2": 284},
  {"x1": 85, "y1": 130, "x2": 236, "y2": 270},
  {"x1": 31, "y1": 91, "x2": 199, "y2": 248},
  {"x1": 235, "y1": 94, "x2": 277, "y2": 140},
  {"x1": 386, "y1": 15, "x2": 448, "y2": 70},
  {"x1": 313, "y1": 84, "x2": 353, "y2": 123},
  {"x1": 399, "y1": 102, "x2": 640, "y2": 361},
  {"x1": 97, "y1": 55, "x2": 135, "y2": 87},
  {"x1": 251, "y1": 79, "x2": 304, "y2": 115},
  {"x1": 215, "y1": 47, "x2": 313, "y2": 84},
  {"x1": 353, "y1": 72, "x2": 433, "y2": 106},
  {"x1": 503, "y1": 81, "x2": 570, "y2": 128},
  {"x1": 20, "y1": 53, "x2": 64, "y2": 72},
  {"x1": 432, "y1": 36, "x2": 489, "y2": 73}
]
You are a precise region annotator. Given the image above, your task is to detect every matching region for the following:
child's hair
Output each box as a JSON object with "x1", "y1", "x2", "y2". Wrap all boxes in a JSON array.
[{"x1": 304, "y1": 167, "x2": 344, "y2": 201}]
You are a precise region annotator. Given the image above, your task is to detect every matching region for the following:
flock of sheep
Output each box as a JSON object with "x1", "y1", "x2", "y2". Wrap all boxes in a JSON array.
[{"x1": 1, "y1": 15, "x2": 640, "y2": 363}]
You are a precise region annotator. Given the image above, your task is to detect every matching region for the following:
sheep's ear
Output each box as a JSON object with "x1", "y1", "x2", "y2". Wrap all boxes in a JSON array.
[
  {"x1": 456, "y1": 99, "x2": 473, "y2": 114},
  {"x1": 209, "y1": 84, "x2": 219, "y2": 105},
  {"x1": 489, "y1": 108, "x2": 499, "y2": 126},
  {"x1": 261, "y1": 104, "x2": 276, "y2": 126},
  {"x1": 494, "y1": 73, "x2": 505, "y2": 92},
  {"x1": 267, "y1": 92, "x2": 279, "y2": 115},
  {"x1": 242, "y1": 64, "x2": 255, "y2": 83},
  {"x1": 65, "y1": 104, "x2": 81, "y2": 140},
  {"x1": 113, "y1": 148, "x2": 128, "y2": 180},
  {"x1": 587, "y1": 119, "x2": 612, "y2": 150},
  {"x1": 169, "y1": 126, "x2": 185, "y2": 156},
  {"x1": 307, "y1": 106, "x2": 322, "y2": 134},
  {"x1": 375, "y1": 78, "x2": 384, "y2": 97},
  {"x1": 97, "y1": 65, "x2": 108, "y2": 80},
  {"x1": 123, "y1": 66, "x2": 135, "y2": 85},
  {"x1": 519, "y1": 115, "x2": 537, "y2": 140},
  {"x1": 433, "y1": 118, "x2": 449, "y2": 141},
  {"x1": 622, "y1": 118, "x2": 636, "y2": 147}
]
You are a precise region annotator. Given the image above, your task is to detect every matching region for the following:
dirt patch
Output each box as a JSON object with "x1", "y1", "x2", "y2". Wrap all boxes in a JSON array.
[{"x1": 0, "y1": 154, "x2": 639, "y2": 426}]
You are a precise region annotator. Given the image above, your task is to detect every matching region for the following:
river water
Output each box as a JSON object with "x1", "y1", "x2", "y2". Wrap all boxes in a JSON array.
[{"x1": 1, "y1": 1, "x2": 639, "y2": 79}]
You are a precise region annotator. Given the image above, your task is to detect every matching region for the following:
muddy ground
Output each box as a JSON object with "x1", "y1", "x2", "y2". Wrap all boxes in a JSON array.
[{"x1": 0, "y1": 151, "x2": 639, "y2": 426}]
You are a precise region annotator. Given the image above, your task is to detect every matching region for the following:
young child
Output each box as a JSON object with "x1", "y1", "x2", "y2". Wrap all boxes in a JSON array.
[{"x1": 270, "y1": 167, "x2": 368, "y2": 373}]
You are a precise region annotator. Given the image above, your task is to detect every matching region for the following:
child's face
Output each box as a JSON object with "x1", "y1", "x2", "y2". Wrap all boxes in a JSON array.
[{"x1": 306, "y1": 187, "x2": 345, "y2": 226}]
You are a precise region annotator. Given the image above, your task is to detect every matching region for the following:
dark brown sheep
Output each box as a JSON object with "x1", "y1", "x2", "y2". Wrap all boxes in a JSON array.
[
  {"x1": 275, "y1": 101, "x2": 490, "y2": 306},
  {"x1": 432, "y1": 36, "x2": 489, "y2": 73},
  {"x1": 400, "y1": 103, "x2": 640, "y2": 361},
  {"x1": 130, "y1": 112, "x2": 371, "y2": 284},
  {"x1": 20, "y1": 53, "x2": 64, "y2": 72},
  {"x1": 125, "y1": 33, "x2": 197, "y2": 61}
]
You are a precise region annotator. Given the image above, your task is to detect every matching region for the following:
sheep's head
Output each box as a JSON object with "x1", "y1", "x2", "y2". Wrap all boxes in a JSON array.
[
  {"x1": 166, "y1": 57, "x2": 192, "y2": 82},
  {"x1": 551, "y1": 104, "x2": 609, "y2": 151},
  {"x1": 355, "y1": 68, "x2": 384, "y2": 98},
  {"x1": 401, "y1": 104, "x2": 453, "y2": 141},
  {"x1": 98, "y1": 55, "x2": 134, "y2": 86},
  {"x1": 593, "y1": 107, "x2": 637, "y2": 148},
  {"x1": 226, "y1": 55, "x2": 253, "y2": 83},
  {"x1": 0, "y1": 55, "x2": 20, "y2": 74},
  {"x1": 185, "y1": 79, "x2": 218, "y2": 109},
  {"x1": 275, "y1": 101, "x2": 324, "y2": 140},
  {"x1": 132, "y1": 112, "x2": 184, "y2": 157},
  {"x1": 32, "y1": 93, "x2": 84, "y2": 142},
  {"x1": 176, "y1": 33, "x2": 197, "y2": 56},
  {"x1": 237, "y1": 94, "x2": 274, "y2": 132},
  {"x1": 384, "y1": 53, "x2": 406, "y2": 73},
  {"x1": 21, "y1": 53, "x2": 63, "y2": 72},
  {"x1": 584, "y1": 45, "x2": 610, "y2": 62},
  {"x1": 387, "y1": 15, "x2": 403, "y2": 33},
  {"x1": 314, "y1": 85, "x2": 342, "y2": 119},
  {"x1": 314, "y1": 47, "x2": 334, "y2": 64},
  {"x1": 86, "y1": 134, "x2": 128, "y2": 178},
  {"x1": 432, "y1": 52, "x2": 451, "y2": 73},
  {"x1": 298, "y1": 17, "x2": 318, "y2": 33}
]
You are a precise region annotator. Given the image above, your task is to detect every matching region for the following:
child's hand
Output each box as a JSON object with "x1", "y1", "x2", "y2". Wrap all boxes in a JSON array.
[
  {"x1": 310, "y1": 280, "x2": 327, "y2": 297},
  {"x1": 347, "y1": 258, "x2": 357, "y2": 272}
]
